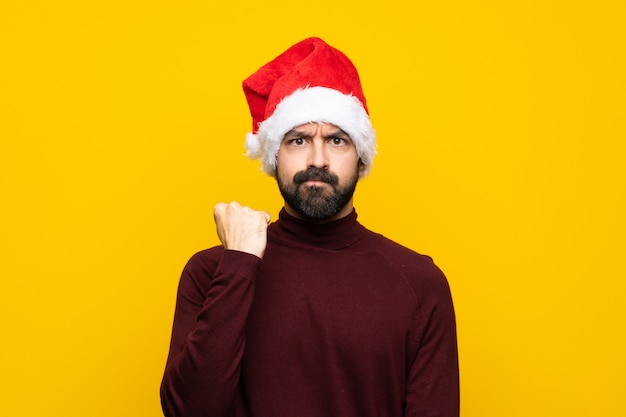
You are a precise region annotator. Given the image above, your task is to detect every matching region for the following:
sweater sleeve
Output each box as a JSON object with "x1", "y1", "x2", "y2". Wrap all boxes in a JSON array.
[
  {"x1": 160, "y1": 248, "x2": 262, "y2": 417},
  {"x1": 405, "y1": 266, "x2": 460, "y2": 417}
]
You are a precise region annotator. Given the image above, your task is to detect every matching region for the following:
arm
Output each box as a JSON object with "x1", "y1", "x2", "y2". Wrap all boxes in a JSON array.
[
  {"x1": 160, "y1": 202, "x2": 270, "y2": 417},
  {"x1": 161, "y1": 249, "x2": 260, "y2": 417},
  {"x1": 405, "y1": 270, "x2": 460, "y2": 417}
]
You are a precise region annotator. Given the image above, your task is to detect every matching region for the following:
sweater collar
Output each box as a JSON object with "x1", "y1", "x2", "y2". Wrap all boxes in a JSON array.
[{"x1": 269, "y1": 208, "x2": 366, "y2": 250}]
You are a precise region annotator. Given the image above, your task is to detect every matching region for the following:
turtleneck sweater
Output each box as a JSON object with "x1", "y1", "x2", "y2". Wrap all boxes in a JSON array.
[{"x1": 161, "y1": 209, "x2": 459, "y2": 417}]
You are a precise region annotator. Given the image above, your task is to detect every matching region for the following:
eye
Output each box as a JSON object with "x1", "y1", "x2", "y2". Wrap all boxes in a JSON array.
[
  {"x1": 289, "y1": 137, "x2": 305, "y2": 146},
  {"x1": 331, "y1": 137, "x2": 346, "y2": 145}
]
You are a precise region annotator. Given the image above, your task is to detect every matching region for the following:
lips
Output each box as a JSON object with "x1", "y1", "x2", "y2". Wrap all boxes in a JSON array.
[{"x1": 303, "y1": 179, "x2": 331, "y2": 188}]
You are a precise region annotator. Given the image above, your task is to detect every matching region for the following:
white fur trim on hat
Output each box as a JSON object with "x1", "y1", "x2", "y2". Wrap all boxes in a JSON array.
[{"x1": 245, "y1": 86, "x2": 377, "y2": 177}]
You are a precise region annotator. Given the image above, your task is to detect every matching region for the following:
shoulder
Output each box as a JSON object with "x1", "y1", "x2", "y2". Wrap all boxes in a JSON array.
[
  {"x1": 183, "y1": 245, "x2": 225, "y2": 276},
  {"x1": 362, "y1": 231, "x2": 456, "y2": 342},
  {"x1": 363, "y1": 229, "x2": 450, "y2": 296},
  {"x1": 176, "y1": 246, "x2": 224, "y2": 298},
  {"x1": 180, "y1": 246, "x2": 263, "y2": 294},
  {"x1": 363, "y1": 229, "x2": 436, "y2": 269}
]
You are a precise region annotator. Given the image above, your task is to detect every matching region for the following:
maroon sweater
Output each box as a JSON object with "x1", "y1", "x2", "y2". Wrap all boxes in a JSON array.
[{"x1": 161, "y1": 209, "x2": 459, "y2": 417}]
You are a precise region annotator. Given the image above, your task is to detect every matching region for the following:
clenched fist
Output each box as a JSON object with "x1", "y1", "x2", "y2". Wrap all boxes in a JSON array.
[{"x1": 213, "y1": 202, "x2": 271, "y2": 259}]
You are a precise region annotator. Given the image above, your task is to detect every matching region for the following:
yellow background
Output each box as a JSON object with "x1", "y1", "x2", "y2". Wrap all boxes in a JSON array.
[{"x1": 1, "y1": 1, "x2": 624, "y2": 416}]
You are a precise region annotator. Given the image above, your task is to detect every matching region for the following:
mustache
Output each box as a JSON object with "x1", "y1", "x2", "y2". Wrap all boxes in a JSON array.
[{"x1": 293, "y1": 167, "x2": 339, "y2": 186}]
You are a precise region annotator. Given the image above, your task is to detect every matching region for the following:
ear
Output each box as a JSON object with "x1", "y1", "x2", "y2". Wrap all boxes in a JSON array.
[{"x1": 357, "y1": 159, "x2": 366, "y2": 179}]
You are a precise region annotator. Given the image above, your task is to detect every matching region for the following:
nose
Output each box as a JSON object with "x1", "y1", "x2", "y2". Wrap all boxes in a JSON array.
[{"x1": 307, "y1": 139, "x2": 328, "y2": 169}]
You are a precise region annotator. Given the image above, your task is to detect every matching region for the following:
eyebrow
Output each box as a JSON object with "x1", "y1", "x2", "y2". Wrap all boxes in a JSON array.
[
  {"x1": 324, "y1": 128, "x2": 350, "y2": 139},
  {"x1": 283, "y1": 127, "x2": 351, "y2": 139}
]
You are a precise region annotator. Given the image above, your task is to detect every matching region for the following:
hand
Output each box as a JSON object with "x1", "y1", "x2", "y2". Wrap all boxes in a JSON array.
[{"x1": 213, "y1": 202, "x2": 271, "y2": 259}]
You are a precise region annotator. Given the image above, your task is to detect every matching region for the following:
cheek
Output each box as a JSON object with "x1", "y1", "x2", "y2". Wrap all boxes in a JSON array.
[
  {"x1": 275, "y1": 156, "x2": 295, "y2": 184},
  {"x1": 276, "y1": 166, "x2": 287, "y2": 182},
  {"x1": 277, "y1": 151, "x2": 304, "y2": 175},
  {"x1": 334, "y1": 155, "x2": 361, "y2": 180}
]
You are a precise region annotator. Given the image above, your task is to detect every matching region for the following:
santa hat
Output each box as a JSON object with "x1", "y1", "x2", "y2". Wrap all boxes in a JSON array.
[{"x1": 242, "y1": 37, "x2": 376, "y2": 177}]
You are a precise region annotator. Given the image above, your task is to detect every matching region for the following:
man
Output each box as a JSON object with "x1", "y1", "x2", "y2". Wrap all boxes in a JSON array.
[{"x1": 161, "y1": 37, "x2": 459, "y2": 417}]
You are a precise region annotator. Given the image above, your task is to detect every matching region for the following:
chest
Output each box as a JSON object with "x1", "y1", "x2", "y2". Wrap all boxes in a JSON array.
[{"x1": 245, "y1": 245, "x2": 417, "y2": 365}]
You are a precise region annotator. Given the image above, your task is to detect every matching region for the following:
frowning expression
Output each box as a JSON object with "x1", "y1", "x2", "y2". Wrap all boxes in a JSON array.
[{"x1": 276, "y1": 122, "x2": 364, "y2": 222}]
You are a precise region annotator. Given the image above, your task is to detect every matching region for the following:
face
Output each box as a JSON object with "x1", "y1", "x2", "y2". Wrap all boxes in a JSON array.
[{"x1": 276, "y1": 122, "x2": 364, "y2": 222}]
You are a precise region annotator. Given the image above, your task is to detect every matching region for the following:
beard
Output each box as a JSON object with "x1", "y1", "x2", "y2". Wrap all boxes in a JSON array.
[{"x1": 277, "y1": 166, "x2": 359, "y2": 221}]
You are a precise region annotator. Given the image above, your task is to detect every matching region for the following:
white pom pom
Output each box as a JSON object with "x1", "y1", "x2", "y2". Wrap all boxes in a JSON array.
[{"x1": 244, "y1": 132, "x2": 262, "y2": 159}]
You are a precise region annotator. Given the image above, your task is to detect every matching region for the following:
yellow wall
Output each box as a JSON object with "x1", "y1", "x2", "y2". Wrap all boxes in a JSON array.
[{"x1": 1, "y1": 1, "x2": 624, "y2": 416}]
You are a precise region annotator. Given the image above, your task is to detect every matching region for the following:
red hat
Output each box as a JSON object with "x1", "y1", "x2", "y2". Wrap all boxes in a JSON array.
[{"x1": 243, "y1": 37, "x2": 376, "y2": 177}]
